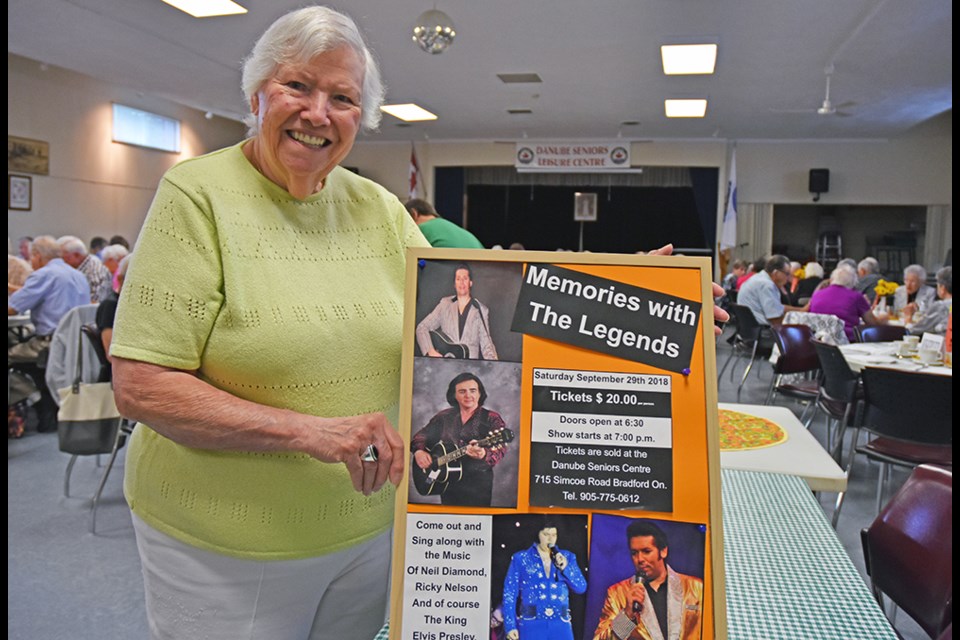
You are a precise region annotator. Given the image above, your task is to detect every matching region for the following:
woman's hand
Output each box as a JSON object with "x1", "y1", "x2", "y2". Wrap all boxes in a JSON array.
[
  {"x1": 112, "y1": 357, "x2": 405, "y2": 498},
  {"x1": 644, "y1": 243, "x2": 730, "y2": 335}
]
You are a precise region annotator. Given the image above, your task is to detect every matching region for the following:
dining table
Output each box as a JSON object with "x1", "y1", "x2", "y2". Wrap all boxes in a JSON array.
[
  {"x1": 839, "y1": 341, "x2": 952, "y2": 376},
  {"x1": 7, "y1": 313, "x2": 34, "y2": 343},
  {"x1": 718, "y1": 402, "x2": 846, "y2": 492},
  {"x1": 375, "y1": 468, "x2": 896, "y2": 639}
]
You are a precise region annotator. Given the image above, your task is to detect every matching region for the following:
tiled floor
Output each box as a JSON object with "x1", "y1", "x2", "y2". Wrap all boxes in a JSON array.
[{"x1": 714, "y1": 325, "x2": 929, "y2": 640}]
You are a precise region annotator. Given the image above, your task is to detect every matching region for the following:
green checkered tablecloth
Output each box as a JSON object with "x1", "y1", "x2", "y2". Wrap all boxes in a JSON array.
[
  {"x1": 721, "y1": 469, "x2": 897, "y2": 639},
  {"x1": 377, "y1": 469, "x2": 896, "y2": 639}
]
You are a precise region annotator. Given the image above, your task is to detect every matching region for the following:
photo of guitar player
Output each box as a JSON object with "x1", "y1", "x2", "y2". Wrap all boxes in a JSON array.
[
  {"x1": 416, "y1": 262, "x2": 499, "y2": 360},
  {"x1": 409, "y1": 367, "x2": 519, "y2": 507}
]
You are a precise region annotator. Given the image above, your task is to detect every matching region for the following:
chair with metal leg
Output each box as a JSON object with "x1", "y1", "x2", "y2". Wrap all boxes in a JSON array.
[
  {"x1": 764, "y1": 324, "x2": 821, "y2": 425},
  {"x1": 860, "y1": 463, "x2": 952, "y2": 639},
  {"x1": 718, "y1": 303, "x2": 774, "y2": 400},
  {"x1": 833, "y1": 367, "x2": 952, "y2": 528}
]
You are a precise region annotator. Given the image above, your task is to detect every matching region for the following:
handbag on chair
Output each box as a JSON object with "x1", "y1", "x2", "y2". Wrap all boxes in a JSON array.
[{"x1": 56, "y1": 327, "x2": 121, "y2": 456}]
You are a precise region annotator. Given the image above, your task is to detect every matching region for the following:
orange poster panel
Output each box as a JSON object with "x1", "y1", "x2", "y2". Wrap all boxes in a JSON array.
[{"x1": 392, "y1": 249, "x2": 726, "y2": 640}]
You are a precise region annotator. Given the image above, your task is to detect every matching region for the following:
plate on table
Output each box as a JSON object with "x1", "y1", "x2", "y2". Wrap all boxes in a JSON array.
[{"x1": 718, "y1": 410, "x2": 788, "y2": 451}]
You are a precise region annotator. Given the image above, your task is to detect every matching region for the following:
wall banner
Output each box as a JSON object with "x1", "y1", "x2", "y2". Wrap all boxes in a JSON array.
[{"x1": 515, "y1": 141, "x2": 631, "y2": 172}]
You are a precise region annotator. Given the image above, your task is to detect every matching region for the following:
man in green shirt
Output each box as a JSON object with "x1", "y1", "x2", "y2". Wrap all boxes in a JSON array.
[{"x1": 405, "y1": 198, "x2": 484, "y2": 249}]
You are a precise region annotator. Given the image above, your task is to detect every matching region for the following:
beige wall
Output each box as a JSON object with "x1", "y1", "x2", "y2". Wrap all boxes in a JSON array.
[
  {"x1": 7, "y1": 53, "x2": 246, "y2": 248},
  {"x1": 9, "y1": 52, "x2": 951, "y2": 259}
]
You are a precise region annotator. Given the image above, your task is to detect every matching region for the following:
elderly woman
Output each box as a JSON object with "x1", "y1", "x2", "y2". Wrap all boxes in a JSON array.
[
  {"x1": 110, "y1": 7, "x2": 429, "y2": 639},
  {"x1": 903, "y1": 266, "x2": 952, "y2": 336},
  {"x1": 893, "y1": 264, "x2": 937, "y2": 316},
  {"x1": 809, "y1": 264, "x2": 886, "y2": 342},
  {"x1": 790, "y1": 260, "x2": 825, "y2": 306}
]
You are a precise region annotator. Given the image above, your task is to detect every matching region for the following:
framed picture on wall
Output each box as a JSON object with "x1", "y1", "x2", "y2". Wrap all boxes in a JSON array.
[
  {"x1": 8, "y1": 174, "x2": 32, "y2": 211},
  {"x1": 8, "y1": 136, "x2": 50, "y2": 175}
]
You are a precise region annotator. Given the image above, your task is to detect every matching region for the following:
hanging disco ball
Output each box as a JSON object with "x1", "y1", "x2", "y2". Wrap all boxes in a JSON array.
[{"x1": 412, "y1": 9, "x2": 456, "y2": 54}]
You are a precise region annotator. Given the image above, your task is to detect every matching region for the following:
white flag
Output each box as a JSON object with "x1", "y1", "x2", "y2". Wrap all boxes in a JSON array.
[
  {"x1": 408, "y1": 145, "x2": 422, "y2": 200},
  {"x1": 719, "y1": 147, "x2": 737, "y2": 250}
]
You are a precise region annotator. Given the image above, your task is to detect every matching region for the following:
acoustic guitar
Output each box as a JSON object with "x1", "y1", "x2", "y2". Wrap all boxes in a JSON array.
[
  {"x1": 412, "y1": 427, "x2": 515, "y2": 496},
  {"x1": 429, "y1": 329, "x2": 469, "y2": 359}
]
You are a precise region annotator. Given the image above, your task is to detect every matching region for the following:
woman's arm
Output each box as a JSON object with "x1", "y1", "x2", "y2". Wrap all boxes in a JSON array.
[{"x1": 112, "y1": 357, "x2": 404, "y2": 496}]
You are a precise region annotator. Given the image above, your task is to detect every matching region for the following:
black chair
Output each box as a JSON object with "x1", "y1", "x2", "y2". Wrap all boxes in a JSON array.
[
  {"x1": 764, "y1": 325, "x2": 821, "y2": 426},
  {"x1": 860, "y1": 464, "x2": 952, "y2": 639},
  {"x1": 811, "y1": 339, "x2": 864, "y2": 467},
  {"x1": 79, "y1": 324, "x2": 133, "y2": 534},
  {"x1": 718, "y1": 303, "x2": 774, "y2": 400},
  {"x1": 833, "y1": 367, "x2": 952, "y2": 527},
  {"x1": 855, "y1": 325, "x2": 907, "y2": 343}
]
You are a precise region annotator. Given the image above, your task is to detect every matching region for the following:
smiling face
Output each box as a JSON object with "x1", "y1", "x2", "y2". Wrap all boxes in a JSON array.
[
  {"x1": 454, "y1": 268, "x2": 473, "y2": 297},
  {"x1": 248, "y1": 45, "x2": 363, "y2": 199},
  {"x1": 629, "y1": 534, "x2": 667, "y2": 582},
  {"x1": 454, "y1": 379, "x2": 481, "y2": 413}
]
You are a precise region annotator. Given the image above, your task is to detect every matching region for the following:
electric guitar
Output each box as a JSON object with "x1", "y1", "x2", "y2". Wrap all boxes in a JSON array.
[
  {"x1": 429, "y1": 329, "x2": 469, "y2": 359},
  {"x1": 412, "y1": 427, "x2": 515, "y2": 496}
]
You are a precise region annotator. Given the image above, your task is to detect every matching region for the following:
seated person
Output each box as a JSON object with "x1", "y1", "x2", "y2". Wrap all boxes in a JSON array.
[
  {"x1": 893, "y1": 264, "x2": 937, "y2": 316},
  {"x1": 790, "y1": 261, "x2": 825, "y2": 306},
  {"x1": 8, "y1": 235, "x2": 91, "y2": 432},
  {"x1": 94, "y1": 254, "x2": 131, "y2": 382},
  {"x1": 903, "y1": 266, "x2": 951, "y2": 336},
  {"x1": 737, "y1": 254, "x2": 809, "y2": 327},
  {"x1": 855, "y1": 256, "x2": 883, "y2": 303},
  {"x1": 736, "y1": 257, "x2": 765, "y2": 291},
  {"x1": 809, "y1": 264, "x2": 886, "y2": 342}
]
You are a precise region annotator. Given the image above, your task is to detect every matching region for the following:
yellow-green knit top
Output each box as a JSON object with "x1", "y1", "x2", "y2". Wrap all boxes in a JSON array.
[{"x1": 111, "y1": 141, "x2": 428, "y2": 560}]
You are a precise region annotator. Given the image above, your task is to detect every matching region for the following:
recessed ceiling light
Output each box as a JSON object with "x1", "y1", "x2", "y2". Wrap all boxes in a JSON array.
[
  {"x1": 380, "y1": 103, "x2": 438, "y2": 122},
  {"x1": 160, "y1": 0, "x2": 247, "y2": 18},
  {"x1": 661, "y1": 44, "x2": 717, "y2": 75},
  {"x1": 497, "y1": 73, "x2": 542, "y2": 84},
  {"x1": 664, "y1": 99, "x2": 708, "y2": 118}
]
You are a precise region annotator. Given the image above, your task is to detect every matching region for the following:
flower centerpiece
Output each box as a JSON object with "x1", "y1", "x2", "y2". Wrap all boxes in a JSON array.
[{"x1": 874, "y1": 279, "x2": 899, "y2": 314}]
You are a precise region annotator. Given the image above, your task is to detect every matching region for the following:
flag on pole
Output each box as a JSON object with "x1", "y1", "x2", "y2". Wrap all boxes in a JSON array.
[
  {"x1": 719, "y1": 146, "x2": 737, "y2": 250},
  {"x1": 408, "y1": 144, "x2": 422, "y2": 200}
]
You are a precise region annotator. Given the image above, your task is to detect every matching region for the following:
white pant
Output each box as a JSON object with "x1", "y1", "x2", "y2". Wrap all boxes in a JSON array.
[{"x1": 132, "y1": 513, "x2": 392, "y2": 640}]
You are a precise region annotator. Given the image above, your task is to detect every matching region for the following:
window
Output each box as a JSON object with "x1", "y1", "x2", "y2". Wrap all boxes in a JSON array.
[{"x1": 112, "y1": 104, "x2": 181, "y2": 153}]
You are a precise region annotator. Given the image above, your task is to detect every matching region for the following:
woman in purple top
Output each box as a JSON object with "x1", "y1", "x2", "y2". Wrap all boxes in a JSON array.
[{"x1": 809, "y1": 264, "x2": 887, "y2": 341}]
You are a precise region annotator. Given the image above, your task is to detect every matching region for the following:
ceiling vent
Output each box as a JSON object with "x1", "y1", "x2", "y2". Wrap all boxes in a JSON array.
[
  {"x1": 497, "y1": 73, "x2": 542, "y2": 84},
  {"x1": 507, "y1": 108, "x2": 533, "y2": 115}
]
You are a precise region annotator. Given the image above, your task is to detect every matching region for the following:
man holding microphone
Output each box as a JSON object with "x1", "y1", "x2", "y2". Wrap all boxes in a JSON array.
[{"x1": 593, "y1": 520, "x2": 703, "y2": 640}]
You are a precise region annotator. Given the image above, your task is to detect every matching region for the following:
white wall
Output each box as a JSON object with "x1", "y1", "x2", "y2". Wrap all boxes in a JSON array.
[
  {"x1": 7, "y1": 53, "x2": 246, "y2": 248},
  {"x1": 9, "y1": 52, "x2": 951, "y2": 261}
]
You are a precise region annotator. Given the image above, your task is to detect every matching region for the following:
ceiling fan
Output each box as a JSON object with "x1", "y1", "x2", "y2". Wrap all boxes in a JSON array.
[{"x1": 771, "y1": 65, "x2": 855, "y2": 117}]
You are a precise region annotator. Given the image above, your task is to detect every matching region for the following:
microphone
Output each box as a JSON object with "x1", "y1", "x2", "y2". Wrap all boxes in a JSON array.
[
  {"x1": 632, "y1": 572, "x2": 645, "y2": 614},
  {"x1": 548, "y1": 544, "x2": 561, "y2": 580}
]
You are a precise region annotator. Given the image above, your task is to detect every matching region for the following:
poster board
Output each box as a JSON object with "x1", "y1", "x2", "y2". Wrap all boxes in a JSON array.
[{"x1": 390, "y1": 248, "x2": 726, "y2": 640}]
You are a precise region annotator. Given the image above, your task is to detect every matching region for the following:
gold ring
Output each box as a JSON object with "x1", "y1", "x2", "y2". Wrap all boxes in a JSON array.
[{"x1": 360, "y1": 444, "x2": 379, "y2": 463}]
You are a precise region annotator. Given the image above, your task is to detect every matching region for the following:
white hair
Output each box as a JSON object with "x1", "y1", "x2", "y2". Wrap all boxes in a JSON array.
[
  {"x1": 857, "y1": 257, "x2": 879, "y2": 274},
  {"x1": 903, "y1": 264, "x2": 927, "y2": 282},
  {"x1": 101, "y1": 244, "x2": 130, "y2": 262},
  {"x1": 57, "y1": 235, "x2": 88, "y2": 256},
  {"x1": 830, "y1": 264, "x2": 858, "y2": 289},
  {"x1": 803, "y1": 262, "x2": 825, "y2": 279},
  {"x1": 240, "y1": 6, "x2": 385, "y2": 136},
  {"x1": 30, "y1": 235, "x2": 61, "y2": 261}
]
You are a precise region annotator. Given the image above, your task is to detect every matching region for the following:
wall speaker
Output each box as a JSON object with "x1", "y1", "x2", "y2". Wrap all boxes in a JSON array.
[{"x1": 809, "y1": 168, "x2": 830, "y2": 194}]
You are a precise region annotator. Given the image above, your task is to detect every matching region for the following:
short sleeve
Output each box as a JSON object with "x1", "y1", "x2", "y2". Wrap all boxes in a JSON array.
[{"x1": 111, "y1": 176, "x2": 224, "y2": 370}]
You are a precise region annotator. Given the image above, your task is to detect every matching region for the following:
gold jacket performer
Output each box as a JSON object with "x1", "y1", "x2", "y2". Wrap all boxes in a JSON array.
[{"x1": 593, "y1": 520, "x2": 703, "y2": 640}]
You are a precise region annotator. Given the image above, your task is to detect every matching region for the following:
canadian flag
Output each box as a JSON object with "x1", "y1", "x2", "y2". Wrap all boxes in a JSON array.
[{"x1": 408, "y1": 145, "x2": 421, "y2": 200}]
